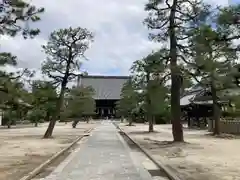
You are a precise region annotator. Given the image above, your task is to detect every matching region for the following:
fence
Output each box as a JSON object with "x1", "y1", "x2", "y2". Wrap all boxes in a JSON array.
[{"x1": 208, "y1": 119, "x2": 240, "y2": 134}]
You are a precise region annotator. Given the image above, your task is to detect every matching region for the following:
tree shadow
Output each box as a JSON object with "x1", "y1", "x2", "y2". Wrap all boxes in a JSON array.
[
  {"x1": 167, "y1": 161, "x2": 219, "y2": 180},
  {"x1": 142, "y1": 138, "x2": 190, "y2": 149},
  {"x1": 204, "y1": 132, "x2": 240, "y2": 139},
  {"x1": 125, "y1": 124, "x2": 136, "y2": 126},
  {"x1": 128, "y1": 130, "x2": 161, "y2": 135}
]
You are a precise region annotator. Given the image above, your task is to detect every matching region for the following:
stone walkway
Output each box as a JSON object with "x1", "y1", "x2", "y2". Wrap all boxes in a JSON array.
[{"x1": 44, "y1": 120, "x2": 153, "y2": 180}]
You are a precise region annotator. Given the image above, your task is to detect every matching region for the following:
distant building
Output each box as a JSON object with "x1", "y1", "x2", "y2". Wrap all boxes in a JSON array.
[
  {"x1": 77, "y1": 75, "x2": 130, "y2": 118},
  {"x1": 180, "y1": 83, "x2": 240, "y2": 129}
]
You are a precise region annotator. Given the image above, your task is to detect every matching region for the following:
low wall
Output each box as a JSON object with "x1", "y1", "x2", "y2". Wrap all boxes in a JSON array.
[{"x1": 208, "y1": 119, "x2": 240, "y2": 134}]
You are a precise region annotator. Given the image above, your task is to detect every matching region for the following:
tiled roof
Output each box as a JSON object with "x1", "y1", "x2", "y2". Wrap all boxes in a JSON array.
[
  {"x1": 77, "y1": 75, "x2": 130, "y2": 100},
  {"x1": 180, "y1": 93, "x2": 198, "y2": 106}
]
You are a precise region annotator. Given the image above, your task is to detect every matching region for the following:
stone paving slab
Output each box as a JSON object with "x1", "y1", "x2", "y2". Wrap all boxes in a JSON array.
[{"x1": 44, "y1": 121, "x2": 152, "y2": 180}]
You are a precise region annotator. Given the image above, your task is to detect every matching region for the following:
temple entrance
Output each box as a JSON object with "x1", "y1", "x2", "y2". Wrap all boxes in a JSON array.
[
  {"x1": 77, "y1": 75, "x2": 130, "y2": 119},
  {"x1": 96, "y1": 107, "x2": 115, "y2": 118},
  {"x1": 95, "y1": 99, "x2": 118, "y2": 118}
]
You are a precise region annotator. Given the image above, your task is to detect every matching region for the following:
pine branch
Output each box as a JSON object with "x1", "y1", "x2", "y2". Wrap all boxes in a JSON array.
[
  {"x1": 177, "y1": 54, "x2": 197, "y2": 67},
  {"x1": 217, "y1": 35, "x2": 240, "y2": 42},
  {"x1": 165, "y1": 0, "x2": 171, "y2": 8},
  {"x1": 159, "y1": 73, "x2": 171, "y2": 84},
  {"x1": 146, "y1": 20, "x2": 169, "y2": 29}
]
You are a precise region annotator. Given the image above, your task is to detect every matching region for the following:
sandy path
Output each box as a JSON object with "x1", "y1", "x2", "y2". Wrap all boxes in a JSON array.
[
  {"x1": 0, "y1": 121, "x2": 98, "y2": 180},
  {"x1": 120, "y1": 123, "x2": 240, "y2": 180}
]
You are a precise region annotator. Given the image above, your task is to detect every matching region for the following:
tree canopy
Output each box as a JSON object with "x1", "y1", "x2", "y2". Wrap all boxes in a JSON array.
[
  {"x1": 116, "y1": 79, "x2": 139, "y2": 125},
  {"x1": 0, "y1": 0, "x2": 44, "y2": 38},
  {"x1": 42, "y1": 27, "x2": 94, "y2": 138},
  {"x1": 65, "y1": 86, "x2": 96, "y2": 118},
  {"x1": 143, "y1": 0, "x2": 240, "y2": 139}
]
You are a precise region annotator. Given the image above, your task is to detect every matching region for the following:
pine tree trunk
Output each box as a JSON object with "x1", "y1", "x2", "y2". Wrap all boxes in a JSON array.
[
  {"x1": 72, "y1": 119, "x2": 79, "y2": 128},
  {"x1": 43, "y1": 79, "x2": 67, "y2": 138},
  {"x1": 146, "y1": 72, "x2": 154, "y2": 133},
  {"x1": 45, "y1": 111, "x2": 50, "y2": 121},
  {"x1": 86, "y1": 117, "x2": 89, "y2": 123},
  {"x1": 211, "y1": 80, "x2": 221, "y2": 135},
  {"x1": 149, "y1": 115, "x2": 154, "y2": 132},
  {"x1": 128, "y1": 118, "x2": 133, "y2": 126},
  {"x1": 7, "y1": 119, "x2": 11, "y2": 129},
  {"x1": 169, "y1": 0, "x2": 184, "y2": 142}
]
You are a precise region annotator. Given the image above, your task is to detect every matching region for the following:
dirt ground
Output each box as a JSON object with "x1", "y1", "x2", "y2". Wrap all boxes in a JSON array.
[
  {"x1": 120, "y1": 123, "x2": 240, "y2": 180},
  {"x1": 0, "y1": 121, "x2": 97, "y2": 180}
]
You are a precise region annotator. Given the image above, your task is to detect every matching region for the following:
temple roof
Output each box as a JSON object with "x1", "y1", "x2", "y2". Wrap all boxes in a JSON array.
[
  {"x1": 80, "y1": 75, "x2": 129, "y2": 79},
  {"x1": 77, "y1": 75, "x2": 130, "y2": 100},
  {"x1": 180, "y1": 85, "x2": 240, "y2": 106}
]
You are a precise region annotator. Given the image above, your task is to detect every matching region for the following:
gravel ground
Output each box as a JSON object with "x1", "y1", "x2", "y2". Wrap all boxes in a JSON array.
[
  {"x1": 120, "y1": 123, "x2": 240, "y2": 180},
  {"x1": 0, "y1": 121, "x2": 97, "y2": 180}
]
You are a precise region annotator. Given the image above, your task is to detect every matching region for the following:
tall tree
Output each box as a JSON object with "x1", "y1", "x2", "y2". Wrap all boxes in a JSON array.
[
  {"x1": 0, "y1": 53, "x2": 34, "y2": 107},
  {"x1": 147, "y1": 78, "x2": 169, "y2": 125},
  {"x1": 131, "y1": 50, "x2": 169, "y2": 132},
  {"x1": 42, "y1": 27, "x2": 94, "y2": 138},
  {"x1": 191, "y1": 27, "x2": 236, "y2": 135},
  {"x1": 0, "y1": 53, "x2": 17, "y2": 95},
  {"x1": 31, "y1": 80, "x2": 58, "y2": 123},
  {"x1": 116, "y1": 79, "x2": 139, "y2": 126},
  {"x1": 1, "y1": 78, "x2": 29, "y2": 127},
  {"x1": 0, "y1": 53, "x2": 32, "y2": 119},
  {"x1": 175, "y1": 4, "x2": 240, "y2": 135},
  {"x1": 184, "y1": 7, "x2": 240, "y2": 134},
  {"x1": 0, "y1": 1, "x2": 44, "y2": 127},
  {"x1": 144, "y1": 0, "x2": 211, "y2": 141},
  {"x1": 0, "y1": 0, "x2": 44, "y2": 94},
  {"x1": 28, "y1": 108, "x2": 45, "y2": 127},
  {"x1": 0, "y1": 0, "x2": 44, "y2": 38},
  {"x1": 215, "y1": 5, "x2": 240, "y2": 43}
]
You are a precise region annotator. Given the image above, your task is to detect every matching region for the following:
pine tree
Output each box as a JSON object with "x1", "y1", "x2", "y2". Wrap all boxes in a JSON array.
[
  {"x1": 66, "y1": 86, "x2": 95, "y2": 127},
  {"x1": 144, "y1": 0, "x2": 210, "y2": 141},
  {"x1": 131, "y1": 50, "x2": 169, "y2": 132},
  {"x1": 0, "y1": 0, "x2": 44, "y2": 38},
  {"x1": 41, "y1": 27, "x2": 93, "y2": 138},
  {"x1": 116, "y1": 79, "x2": 139, "y2": 126},
  {"x1": 183, "y1": 6, "x2": 240, "y2": 135}
]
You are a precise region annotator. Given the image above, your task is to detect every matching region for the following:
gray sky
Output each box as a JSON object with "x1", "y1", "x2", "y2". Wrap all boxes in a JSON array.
[{"x1": 0, "y1": 0, "x2": 230, "y2": 79}]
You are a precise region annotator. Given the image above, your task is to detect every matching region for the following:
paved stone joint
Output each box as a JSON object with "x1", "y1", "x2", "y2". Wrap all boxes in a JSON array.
[{"x1": 44, "y1": 121, "x2": 151, "y2": 180}]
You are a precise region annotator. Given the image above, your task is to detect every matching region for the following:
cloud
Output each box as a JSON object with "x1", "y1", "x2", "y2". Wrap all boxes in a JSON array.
[{"x1": 0, "y1": 0, "x2": 230, "y2": 79}]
